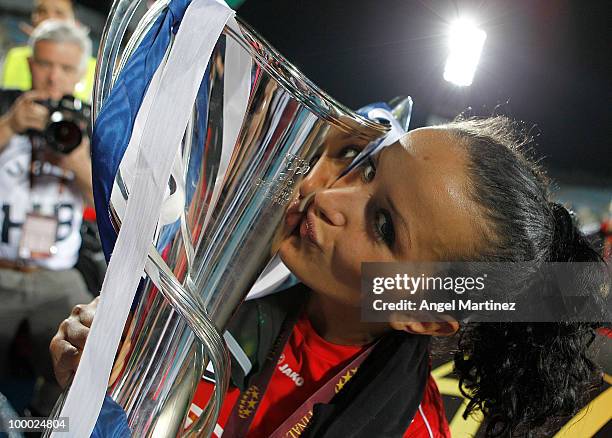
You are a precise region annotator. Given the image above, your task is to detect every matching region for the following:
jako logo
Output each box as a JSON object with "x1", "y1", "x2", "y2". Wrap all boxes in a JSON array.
[{"x1": 277, "y1": 355, "x2": 304, "y2": 387}]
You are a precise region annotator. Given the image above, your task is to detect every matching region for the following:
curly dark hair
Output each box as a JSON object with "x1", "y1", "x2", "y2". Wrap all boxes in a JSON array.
[{"x1": 443, "y1": 116, "x2": 608, "y2": 437}]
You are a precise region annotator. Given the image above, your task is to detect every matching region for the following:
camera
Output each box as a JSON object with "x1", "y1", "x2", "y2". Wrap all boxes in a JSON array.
[{"x1": 30, "y1": 95, "x2": 91, "y2": 154}]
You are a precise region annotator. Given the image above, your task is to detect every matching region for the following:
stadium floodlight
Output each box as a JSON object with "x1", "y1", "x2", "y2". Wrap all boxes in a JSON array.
[{"x1": 443, "y1": 18, "x2": 487, "y2": 87}]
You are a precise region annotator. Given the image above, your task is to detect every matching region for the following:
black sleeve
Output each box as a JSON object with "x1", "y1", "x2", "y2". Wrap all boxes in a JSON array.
[
  {"x1": 303, "y1": 333, "x2": 432, "y2": 438},
  {"x1": 0, "y1": 89, "x2": 23, "y2": 116}
]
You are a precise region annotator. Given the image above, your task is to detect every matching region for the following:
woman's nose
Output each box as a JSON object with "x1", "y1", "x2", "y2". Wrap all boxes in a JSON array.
[
  {"x1": 311, "y1": 189, "x2": 347, "y2": 227},
  {"x1": 298, "y1": 157, "x2": 342, "y2": 199},
  {"x1": 312, "y1": 161, "x2": 374, "y2": 226}
]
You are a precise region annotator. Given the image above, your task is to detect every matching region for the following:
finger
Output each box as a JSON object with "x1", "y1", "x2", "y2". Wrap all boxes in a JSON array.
[
  {"x1": 50, "y1": 337, "x2": 79, "y2": 364},
  {"x1": 29, "y1": 120, "x2": 47, "y2": 132},
  {"x1": 22, "y1": 90, "x2": 50, "y2": 104},
  {"x1": 56, "y1": 317, "x2": 72, "y2": 340},
  {"x1": 50, "y1": 338, "x2": 80, "y2": 388},
  {"x1": 23, "y1": 114, "x2": 47, "y2": 132},
  {"x1": 64, "y1": 317, "x2": 90, "y2": 350},
  {"x1": 71, "y1": 296, "x2": 100, "y2": 314},
  {"x1": 71, "y1": 299, "x2": 98, "y2": 327},
  {"x1": 389, "y1": 311, "x2": 430, "y2": 324},
  {"x1": 25, "y1": 108, "x2": 49, "y2": 123},
  {"x1": 56, "y1": 365, "x2": 76, "y2": 389},
  {"x1": 17, "y1": 102, "x2": 48, "y2": 130},
  {"x1": 70, "y1": 303, "x2": 86, "y2": 317},
  {"x1": 57, "y1": 316, "x2": 89, "y2": 350},
  {"x1": 435, "y1": 314, "x2": 460, "y2": 335},
  {"x1": 28, "y1": 103, "x2": 50, "y2": 118},
  {"x1": 77, "y1": 305, "x2": 96, "y2": 327},
  {"x1": 49, "y1": 334, "x2": 79, "y2": 374}
]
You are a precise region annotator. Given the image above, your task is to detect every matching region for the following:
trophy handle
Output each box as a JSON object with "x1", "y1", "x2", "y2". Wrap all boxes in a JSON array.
[
  {"x1": 43, "y1": 246, "x2": 232, "y2": 437},
  {"x1": 389, "y1": 95, "x2": 413, "y2": 132},
  {"x1": 41, "y1": 380, "x2": 70, "y2": 438},
  {"x1": 93, "y1": 0, "x2": 143, "y2": 120},
  {"x1": 146, "y1": 247, "x2": 231, "y2": 436},
  {"x1": 93, "y1": 0, "x2": 171, "y2": 121}
]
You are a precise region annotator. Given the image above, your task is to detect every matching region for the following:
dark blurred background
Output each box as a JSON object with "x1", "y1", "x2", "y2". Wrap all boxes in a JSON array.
[{"x1": 1, "y1": 0, "x2": 610, "y2": 219}]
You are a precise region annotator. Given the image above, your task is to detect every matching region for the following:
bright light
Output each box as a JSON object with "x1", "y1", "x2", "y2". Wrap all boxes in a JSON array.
[{"x1": 443, "y1": 18, "x2": 487, "y2": 87}]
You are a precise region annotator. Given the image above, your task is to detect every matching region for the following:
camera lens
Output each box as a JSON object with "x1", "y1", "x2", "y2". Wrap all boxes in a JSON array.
[{"x1": 47, "y1": 120, "x2": 83, "y2": 153}]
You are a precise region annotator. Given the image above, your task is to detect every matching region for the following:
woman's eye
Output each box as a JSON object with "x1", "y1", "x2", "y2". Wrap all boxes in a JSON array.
[
  {"x1": 361, "y1": 158, "x2": 376, "y2": 183},
  {"x1": 374, "y1": 210, "x2": 395, "y2": 246},
  {"x1": 338, "y1": 146, "x2": 360, "y2": 160}
]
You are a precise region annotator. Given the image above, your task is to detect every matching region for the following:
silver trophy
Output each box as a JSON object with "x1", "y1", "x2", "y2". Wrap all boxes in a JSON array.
[{"x1": 48, "y1": 0, "x2": 390, "y2": 436}]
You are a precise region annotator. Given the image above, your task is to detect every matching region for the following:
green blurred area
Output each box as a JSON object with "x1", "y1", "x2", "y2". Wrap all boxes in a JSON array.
[{"x1": 226, "y1": 0, "x2": 246, "y2": 9}]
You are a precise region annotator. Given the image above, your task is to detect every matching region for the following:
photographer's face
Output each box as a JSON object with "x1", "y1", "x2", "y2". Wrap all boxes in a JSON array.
[{"x1": 29, "y1": 40, "x2": 83, "y2": 100}]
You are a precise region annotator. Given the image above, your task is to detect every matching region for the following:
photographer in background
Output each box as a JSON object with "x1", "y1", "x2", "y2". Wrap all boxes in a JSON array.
[
  {"x1": 0, "y1": 20, "x2": 93, "y2": 416},
  {"x1": 1, "y1": 0, "x2": 97, "y2": 102}
]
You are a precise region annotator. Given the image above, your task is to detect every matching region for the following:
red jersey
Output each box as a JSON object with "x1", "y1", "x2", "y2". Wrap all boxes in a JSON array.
[{"x1": 188, "y1": 313, "x2": 450, "y2": 437}]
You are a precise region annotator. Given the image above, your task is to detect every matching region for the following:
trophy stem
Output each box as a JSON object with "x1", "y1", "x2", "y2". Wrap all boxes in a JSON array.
[
  {"x1": 146, "y1": 247, "x2": 231, "y2": 437},
  {"x1": 42, "y1": 378, "x2": 71, "y2": 437}
]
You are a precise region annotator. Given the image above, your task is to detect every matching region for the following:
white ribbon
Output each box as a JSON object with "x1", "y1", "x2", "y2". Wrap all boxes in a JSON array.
[{"x1": 54, "y1": 1, "x2": 242, "y2": 436}]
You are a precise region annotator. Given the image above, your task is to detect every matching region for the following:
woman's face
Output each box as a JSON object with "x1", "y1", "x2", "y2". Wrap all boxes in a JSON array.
[{"x1": 279, "y1": 127, "x2": 486, "y2": 306}]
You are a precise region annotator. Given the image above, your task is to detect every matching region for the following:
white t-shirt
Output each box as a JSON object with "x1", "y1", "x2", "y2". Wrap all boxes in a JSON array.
[{"x1": 0, "y1": 134, "x2": 83, "y2": 270}]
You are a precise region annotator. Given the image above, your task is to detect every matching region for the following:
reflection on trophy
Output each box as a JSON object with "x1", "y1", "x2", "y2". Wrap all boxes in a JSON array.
[{"x1": 47, "y1": 0, "x2": 391, "y2": 436}]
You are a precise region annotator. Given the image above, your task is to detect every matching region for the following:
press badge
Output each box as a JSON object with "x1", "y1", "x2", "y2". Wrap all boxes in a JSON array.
[{"x1": 18, "y1": 213, "x2": 58, "y2": 259}]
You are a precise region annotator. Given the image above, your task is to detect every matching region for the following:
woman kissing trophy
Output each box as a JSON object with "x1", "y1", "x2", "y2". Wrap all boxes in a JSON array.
[{"x1": 45, "y1": 0, "x2": 400, "y2": 436}]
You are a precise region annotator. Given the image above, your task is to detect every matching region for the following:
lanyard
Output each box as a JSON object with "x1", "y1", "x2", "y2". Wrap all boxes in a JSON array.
[
  {"x1": 223, "y1": 309, "x2": 299, "y2": 437},
  {"x1": 268, "y1": 344, "x2": 375, "y2": 438},
  {"x1": 224, "y1": 311, "x2": 376, "y2": 437}
]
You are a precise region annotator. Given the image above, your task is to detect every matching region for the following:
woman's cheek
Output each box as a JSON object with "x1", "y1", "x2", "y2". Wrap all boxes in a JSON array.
[{"x1": 330, "y1": 246, "x2": 364, "y2": 290}]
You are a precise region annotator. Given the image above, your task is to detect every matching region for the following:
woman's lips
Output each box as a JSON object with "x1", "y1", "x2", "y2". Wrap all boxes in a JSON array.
[
  {"x1": 284, "y1": 198, "x2": 303, "y2": 233},
  {"x1": 299, "y1": 208, "x2": 319, "y2": 247},
  {"x1": 284, "y1": 193, "x2": 316, "y2": 234}
]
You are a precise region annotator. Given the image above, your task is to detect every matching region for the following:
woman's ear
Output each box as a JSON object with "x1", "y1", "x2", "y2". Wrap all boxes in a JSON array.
[{"x1": 389, "y1": 312, "x2": 459, "y2": 337}]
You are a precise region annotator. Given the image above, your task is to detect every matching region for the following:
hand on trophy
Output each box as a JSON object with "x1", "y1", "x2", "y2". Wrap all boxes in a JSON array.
[{"x1": 50, "y1": 297, "x2": 99, "y2": 388}]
